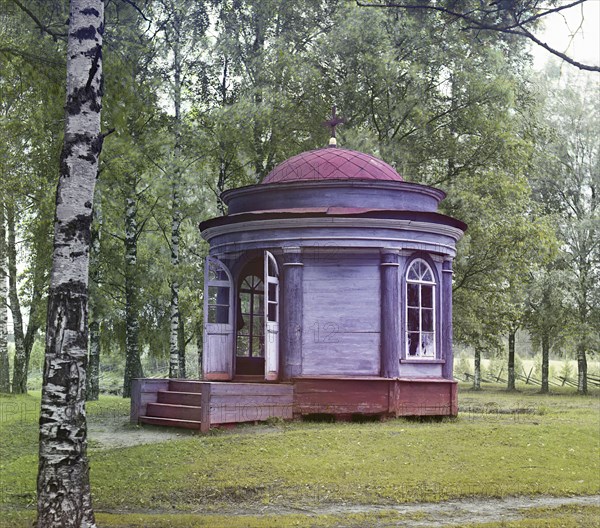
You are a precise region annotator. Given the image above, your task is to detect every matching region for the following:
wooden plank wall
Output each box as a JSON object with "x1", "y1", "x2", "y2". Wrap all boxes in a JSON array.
[
  {"x1": 130, "y1": 378, "x2": 170, "y2": 424},
  {"x1": 207, "y1": 382, "x2": 294, "y2": 425},
  {"x1": 391, "y1": 379, "x2": 457, "y2": 416},
  {"x1": 294, "y1": 378, "x2": 389, "y2": 415},
  {"x1": 302, "y1": 253, "x2": 381, "y2": 376}
]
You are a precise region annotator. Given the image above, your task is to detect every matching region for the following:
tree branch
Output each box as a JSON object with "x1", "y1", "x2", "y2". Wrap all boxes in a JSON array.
[
  {"x1": 356, "y1": 0, "x2": 599, "y2": 72},
  {"x1": 9, "y1": 0, "x2": 67, "y2": 40}
]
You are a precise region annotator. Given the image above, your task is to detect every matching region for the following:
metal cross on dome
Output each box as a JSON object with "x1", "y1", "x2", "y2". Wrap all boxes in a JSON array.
[{"x1": 323, "y1": 105, "x2": 346, "y2": 146}]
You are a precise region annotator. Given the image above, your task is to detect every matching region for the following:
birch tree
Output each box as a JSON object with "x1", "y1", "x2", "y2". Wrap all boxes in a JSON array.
[
  {"x1": 36, "y1": 0, "x2": 104, "y2": 525},
  {"x1": 0, "y1": 203, "x2": 9, "y2": 393},
  {"x1": 7, "y1": 202, "x2": 28, "y2": 393}
]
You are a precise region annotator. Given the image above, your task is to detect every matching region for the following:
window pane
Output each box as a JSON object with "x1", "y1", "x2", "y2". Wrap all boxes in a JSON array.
[
  {"x1": 268, "y1": 282, "x2": 277, "y2": 303},
  {"x1": 422, "y1": 333, "x2": 435, "y2": 356},
  {"x1": 421, "y1": 267, "x2": 433, "y2": 282},
  {"x1": 407, "y1": 264, "x2": 420, "y2": 281},
  {"x1": 268, "y1": 302, "x2": 277, "y2": 322},
  {"x1": 421, "y1": 285, "x2": 433, "y2": 308},
  {"x1": 253, "y1": 294, "x2": 264, "y2": 313},
  {"x1": 209, "y1": 286, "x2": 229, "y2": 306},
  {"x1": 408, "y1": 308, "x2": 420, "y2": 331},
  {"x1": 422, "y1": 309, "x2": 434, "y2": 332},
  {"x1": 208, "y1": 305, "x2": 217, "y2": 324},
  {"x1": 208, "y1": 260, "x2": 228, "y2": 281},
  {"x1": 216, "y1": 304, "x2": 229, "y2": 324},
  {"x1": 236, "y1": 336, "x2": 249, "y2": 356},
  {"x1": 252, "y1": 336, "x2": 265, "y2": 357},
  {"x1": 268, "y1": 256, "x2": 277, "y2": 277},
  {"x1": 408, "y1": 333, "x2": 419, "y2": 356},
  {"x1": 240, "y1": 293, "x2": 250, "y2": 313},
  {"x1": 208, "y1": 286, "x2": 218, "y2": 304},
  {"x1": 407, "y1": 283, "x2": 419, "y2": 307},
  {"x1": 252, "y1": 315, "x2": 264, "y2": 336}
]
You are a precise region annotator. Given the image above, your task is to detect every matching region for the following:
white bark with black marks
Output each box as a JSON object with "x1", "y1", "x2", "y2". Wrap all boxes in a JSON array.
[
  {"x1": 168, "y1": 12, "x2": 183, "y2": 380},
  {"x1": 123, "y1": 173, "x2": 143, "y2": 397},
  {"x1": 36, "y1": 1, "x2": 104, "y2": 527},
  {"x1": 7, "y1": 203, "x2": 27, "y2": 394},
  {"x1": 0, "y1": 203, "x2": 9, "y2": 393},
  {"x1": 87, "y1": 183, "x2": 102, "y2": 401}
]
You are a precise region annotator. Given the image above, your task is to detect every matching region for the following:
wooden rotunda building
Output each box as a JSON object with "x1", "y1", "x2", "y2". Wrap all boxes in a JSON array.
[{"x1": 132, "y1": 139, "x2": 466, "y2": 431}]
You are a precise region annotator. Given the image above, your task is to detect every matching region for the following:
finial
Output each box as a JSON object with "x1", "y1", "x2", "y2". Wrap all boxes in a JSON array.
[{"x1": 323, "y1": 105, "x2": 346, "y2": 148}]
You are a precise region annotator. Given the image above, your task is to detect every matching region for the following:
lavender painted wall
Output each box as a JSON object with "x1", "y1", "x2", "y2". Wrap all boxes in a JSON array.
[{"x1": 301, "y1": 252, "x2": 381, "y2": 376}]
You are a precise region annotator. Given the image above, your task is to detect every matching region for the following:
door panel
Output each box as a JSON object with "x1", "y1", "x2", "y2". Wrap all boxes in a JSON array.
[
  {"x1": 264, "y1": 251, "x2": 280, "y2": 381},
  {"x1": 203, "y1": 256, "x2": 234, "y2": 380}
]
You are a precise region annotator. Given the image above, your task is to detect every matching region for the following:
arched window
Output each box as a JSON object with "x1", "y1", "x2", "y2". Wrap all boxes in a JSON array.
[{"x1": 406, "y1": 259, "x2": 436, "y2": 358}]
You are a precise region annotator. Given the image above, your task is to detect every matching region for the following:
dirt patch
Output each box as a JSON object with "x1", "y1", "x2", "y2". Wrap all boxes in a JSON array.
[
  {"x1": 88, "y1": 422, "x2": 195, "y2": 450},
  {"x1": 306, "y1": 494, "x2": 600, "y2": 526},
  {"x1": 98, "y1": 494, "x2": 600, "y2": 526}
]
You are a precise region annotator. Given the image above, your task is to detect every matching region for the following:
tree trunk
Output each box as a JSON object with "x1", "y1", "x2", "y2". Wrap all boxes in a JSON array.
[
  {"x1": 23, "y1": 257, "x2": 43, "y2": 379},
  {"x1": 168, "y1": 185, "x2": 181, "y2": 379},
  {"x1": 123, "y1": 173, "x2": 143, "y2": 397},
  {"x1": 0, "y1": 203, "x2": 9, "y2": 393},
  {"x1": 178, "y1": 312, "x2": 186, "y2": 379},
  {"x1": 507, "y1": 329, "x2": 516, "y2": 391},
  {"x1": 169, "y1": 26, "x2": 182, "y2": 380},
  {"x1": 7, "y1": 203, "x2": 27, "y2": 394},
  {"x1": 36, "y1": 2, "x2": 104, "y2": 526},
  {"x1": 576, "y1": 341, "x2": 587, "y2": 395},
  {"x1": 86, "y1": 184, "x2": 102, "y2": 401},
  {"x1": 540, "y1": 333, "x2": 550, "y2": 393},
  {"x1": 473, "y1": 348, "x2": 481, "y2": 390}
]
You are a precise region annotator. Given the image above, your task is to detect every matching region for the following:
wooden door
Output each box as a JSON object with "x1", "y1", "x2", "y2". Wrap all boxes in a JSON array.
[
  {"x1": 264, "y1": 251, "x2": 280, "y2": 381},
  {"x1": 203, "y1": 256, "x2": 234, "y2": 380}
]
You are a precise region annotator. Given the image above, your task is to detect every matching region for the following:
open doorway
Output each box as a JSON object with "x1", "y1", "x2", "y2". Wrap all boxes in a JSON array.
[{"x1": 236, "y1": 258, "x2": 265, "y2": 376}]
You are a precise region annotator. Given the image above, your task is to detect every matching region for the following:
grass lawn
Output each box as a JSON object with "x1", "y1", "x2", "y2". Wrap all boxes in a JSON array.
[{"x1": 0, "y1": 383, "x2": 598, "y2": 527}]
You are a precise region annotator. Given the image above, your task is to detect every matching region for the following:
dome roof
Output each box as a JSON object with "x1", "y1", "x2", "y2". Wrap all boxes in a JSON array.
[{"x1": 261, "y1": 147, "x2": 403, "y2": 185}]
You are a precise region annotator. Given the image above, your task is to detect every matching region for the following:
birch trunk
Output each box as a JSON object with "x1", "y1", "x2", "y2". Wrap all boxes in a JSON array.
[
  {"x1": 169, "y1": 25, "x2": 182, "y2": 380},
  {"x1": 36, "y1": 1, "x2": 104, "y2": 526},
  {"x1": 577, "y1": 341, "x2": 587, "y2": 395},
  {"x1": 540, "y1": 333, "x2": 550, "y2": 393},
  {"x1": 178, "y1": 312, "x2": 186, "y2": 378},
  {"x1": 86, "y1": 184, "x2": 102, "y2": 401},
  {"x1": 473, "y1": 348, "x2": 481, "y2": 390},
  {"x1": 0, "y1": 203, "x2": 9, "y2": 393},
  {"x1": 507, "y1": 329, "x2": 516, "y2": 391},
  {"x1": 7, "y1": 203, "x2": 27, "y2": 394},
  {"x1": 169, "y1": 185, "x2": 181, "y2": 379},
  {"x1": 123, "y1": 172, "x2": 143, "y2": 397},
  {"x1": 23, "y1": 255, "x2": 43, "y2": 378}
]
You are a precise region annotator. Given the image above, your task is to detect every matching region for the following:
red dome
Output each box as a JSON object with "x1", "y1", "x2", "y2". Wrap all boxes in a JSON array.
[{"x1": 261, "y1": 147, "x2": 403, "y2": 184}]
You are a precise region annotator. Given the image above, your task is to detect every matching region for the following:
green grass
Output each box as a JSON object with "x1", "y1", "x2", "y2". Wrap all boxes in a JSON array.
[{"x1": 1, "y1": 385, "x2": 598, "y2": 527}]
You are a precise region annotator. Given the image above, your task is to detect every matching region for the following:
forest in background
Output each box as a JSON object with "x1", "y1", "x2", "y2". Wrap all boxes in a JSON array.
[{"x1": 0, "y1": 0, "x2": 598, "y2": 398}]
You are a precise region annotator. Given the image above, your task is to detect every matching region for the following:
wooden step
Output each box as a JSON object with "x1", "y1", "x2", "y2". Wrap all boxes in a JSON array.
[
  {"x1": 157, "y1": 390, "x2": 202, "y2": 406},
  {"x1": 146, "y1": 402, "x2": 201, "y2": 421},
  {"x1": 169, "y1": 380, "x2": 203, "y2": 393},
  {"x1": 139, "y1": 415, "x2": 202, "y2": 430}
]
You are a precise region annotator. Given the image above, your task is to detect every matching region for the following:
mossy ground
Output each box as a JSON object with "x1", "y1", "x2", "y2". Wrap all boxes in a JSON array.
[{"x1": 1, "y1": 383, "x2": 598, "y2": 527}]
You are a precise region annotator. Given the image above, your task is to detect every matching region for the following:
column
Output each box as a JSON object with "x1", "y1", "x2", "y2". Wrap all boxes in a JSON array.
[
  {"x1": 441, "y1": 259, "x2": 454, "y2": 380},
  {"x1": 380, "y1": 249, "x2": 400, "y2": 378},
  {"x1": 281, "y1": 247, "x2": 303, "y2": 380}
]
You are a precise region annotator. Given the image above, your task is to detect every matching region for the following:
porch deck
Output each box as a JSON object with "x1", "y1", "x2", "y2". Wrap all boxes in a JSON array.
[{"x1": 131, "y1": 376, "x2": 457, "y2": 431}]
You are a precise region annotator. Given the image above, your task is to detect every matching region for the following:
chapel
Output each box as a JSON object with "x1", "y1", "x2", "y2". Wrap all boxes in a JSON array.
[{"x1": 131, "y1": 117, "x2": 467, "y2": 430}]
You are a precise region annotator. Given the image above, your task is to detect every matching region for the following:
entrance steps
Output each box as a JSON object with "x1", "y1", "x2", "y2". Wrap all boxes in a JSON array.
[
  {"x1": 139, "y1": 380, "x2": 203, "y2": 430},
  {"x1": 132, "y1": 378, "x2": 294, "y2": 432}
]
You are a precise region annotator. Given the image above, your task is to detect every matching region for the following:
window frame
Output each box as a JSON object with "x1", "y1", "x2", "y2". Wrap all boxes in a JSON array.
[{"x1": 404, "y1": 258, "x2": 437, "y2": 360}]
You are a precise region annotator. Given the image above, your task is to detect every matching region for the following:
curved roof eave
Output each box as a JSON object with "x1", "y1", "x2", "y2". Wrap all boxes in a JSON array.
[{"x1": 199, "y1": 208, "x2": 468, "y2": 234}]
